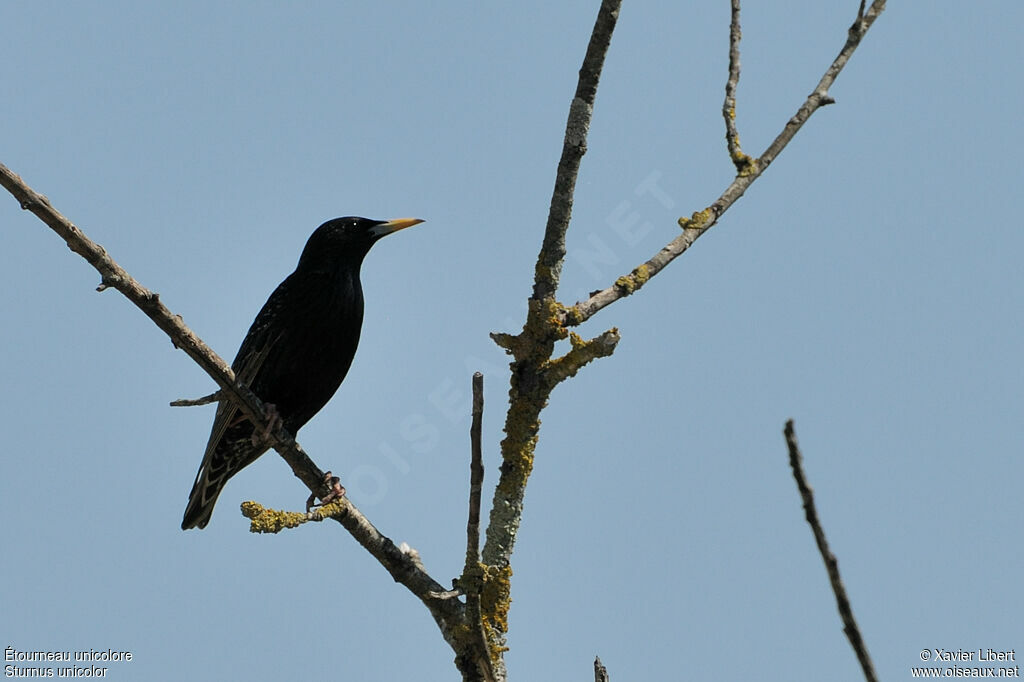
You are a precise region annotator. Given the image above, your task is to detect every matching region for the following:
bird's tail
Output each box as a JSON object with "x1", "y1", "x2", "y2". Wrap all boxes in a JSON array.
[
  {"x1": 182, "y1": 420, "x2": 267, "y2": 530},
  {"x1": 183, "y1": 399, "x2": 270, "y2": 530},
  {"x1": 181, "y1": 462, "x2": 225, "y2": 530}
]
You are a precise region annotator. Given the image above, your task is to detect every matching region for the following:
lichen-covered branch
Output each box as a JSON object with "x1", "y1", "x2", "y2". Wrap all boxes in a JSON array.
[
  {"x1": 479, "y1": 3, "x2": 887, "y2": 675},
  {"x1": 241, "y1": 501, "x2": 310, "y2": 532},
  {"x1": 480, "y1": 4, "x2": 623, "y2": 676},
  {"x1": 542, "y1": 328, "x2": 620, "y2": 387},
  {"x1": 240, "y1": 499, "x2": 348, "y2": 533},
  {"x1": 784, "y1": 420, "x2": 878, "y2": 682},
  {"x1": 0, "y1": 160, "x2": 473, "y2": 669},
  {"x1": 562, "y1": 0, "x2": 887, "y2": 327}
]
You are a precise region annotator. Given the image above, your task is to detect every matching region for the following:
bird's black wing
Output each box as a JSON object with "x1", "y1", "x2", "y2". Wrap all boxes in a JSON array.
[{"x1": 181, "y1": 279, "x2": 294, "y2": 529}]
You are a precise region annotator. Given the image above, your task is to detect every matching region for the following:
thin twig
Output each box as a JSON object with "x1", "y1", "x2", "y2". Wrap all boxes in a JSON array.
[
  {"x1": 461, "y1": 372, "x2": 494, "y2": 682},
  {"x1": 467, "y1": 372, "x2": 485, "y2": 570},
  {"x1": 562, "y1": 0, "x2": 887, "y2": 326},
  {"x1": 170, "y1": 390, "x2": 222, "y2": 407},
  {"x1": 0, "y1": 160, "x2": 469, "y2": 660},
  {"x1": 722, "y1": 0, "x2": 754, "y2": 174},
  {"x1": 784, "y1": 420, "x2": 878, "y2": 682}
]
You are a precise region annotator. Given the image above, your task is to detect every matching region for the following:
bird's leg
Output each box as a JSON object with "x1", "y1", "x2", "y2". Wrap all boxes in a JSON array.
[
  {"x1": 250, "y1": 403, "x2": 281, "y2": 446},
  {"x1": 318, "y1": 480, "x2": 346, "y2": 505},
  {"x1": 305, "y1": 472, "x2": 347, "y2": 515}
]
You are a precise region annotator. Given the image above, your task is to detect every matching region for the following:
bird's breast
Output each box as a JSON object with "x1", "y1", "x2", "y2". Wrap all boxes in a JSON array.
[{"x1": 252, "y1": 270, "x2": 366, "y2": 431}]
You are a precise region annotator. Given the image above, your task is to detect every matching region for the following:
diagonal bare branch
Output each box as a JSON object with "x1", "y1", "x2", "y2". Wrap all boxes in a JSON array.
[
  {"x1": 784, "y1": 420, "x2": 878, "y2": 682},
  {"x1": 0, "y1": 159, "x2": 469, "y2": 658},
  {"x1": 562, "y1": 0, "x2": 887, "y2": 327}
]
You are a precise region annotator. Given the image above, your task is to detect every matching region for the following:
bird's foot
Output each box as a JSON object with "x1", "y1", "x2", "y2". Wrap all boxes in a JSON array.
[{"x1": 250, "y1": 403, "x2": 281, "y2": 446}]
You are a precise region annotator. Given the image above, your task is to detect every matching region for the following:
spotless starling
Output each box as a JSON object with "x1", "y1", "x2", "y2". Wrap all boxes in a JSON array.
[{"x1": 182, "y1": 216, "x2": 423, "y2": 530}]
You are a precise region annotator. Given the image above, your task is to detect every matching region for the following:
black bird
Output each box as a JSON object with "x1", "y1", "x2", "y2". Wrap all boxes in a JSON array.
[{"x1": 182, "y1": 216, "x2": 423, "y2": 530}]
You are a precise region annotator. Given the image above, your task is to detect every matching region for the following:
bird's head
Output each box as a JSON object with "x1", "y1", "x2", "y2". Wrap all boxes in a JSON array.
[{"x1": 297, "y1": 216, "x2": 424, "y2": 271}]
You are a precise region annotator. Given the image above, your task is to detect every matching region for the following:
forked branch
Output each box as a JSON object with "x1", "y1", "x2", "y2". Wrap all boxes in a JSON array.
[{"x1": 561, "y1": 0, "x2": 887, "y2": 326}]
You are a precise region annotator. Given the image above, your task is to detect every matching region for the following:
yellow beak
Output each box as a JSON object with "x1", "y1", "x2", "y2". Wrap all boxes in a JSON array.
[{"x1": 370, "y1": 217, "x2": 425, "y2": 237}]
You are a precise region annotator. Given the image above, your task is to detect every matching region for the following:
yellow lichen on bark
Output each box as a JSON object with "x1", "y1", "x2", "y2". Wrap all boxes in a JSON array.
[
  {"x1": 240, "y1": 501, "x2": 307, "y2": 533},
  {"x1": 480, "y1": 563, "x2": 513, "y2": 646},
  {"x1": 678, "y1": 208, "x2": 713, "y2": 230}
]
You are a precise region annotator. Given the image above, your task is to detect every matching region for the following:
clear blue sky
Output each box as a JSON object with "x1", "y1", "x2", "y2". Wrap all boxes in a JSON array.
[{"x1": 3, "y1": 2, "x2": 1021, "y2": 680}]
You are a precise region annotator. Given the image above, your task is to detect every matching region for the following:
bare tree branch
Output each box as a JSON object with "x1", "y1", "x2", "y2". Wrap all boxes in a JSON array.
[
  {"x1": 0, "y1": 160, "x2": 474, "y2": 666},
  {"x1": 532, "y1": 0, "x2": 622, "y2": 303},
  {"x1": 562, "y1": 0, "x2": 887, "y2": 327},
  {"x1": 467, "y1": 372, "x2": 486, "y2": 573},
  {"x1": 480, "y1": 4, "x2": 624, "y2": 676},
  {"x1": 722, "y1": 0, "x2": 755, "y2": 175},
  {"x1": 170, "y1": 390, "x2": 223, "y2": 407},
  {"x1": 784, "y1": 420, "x2": 878, "y2": 682},
  {"x1": 457, "y1": 372, "x2": 496, "y2": 682}
]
